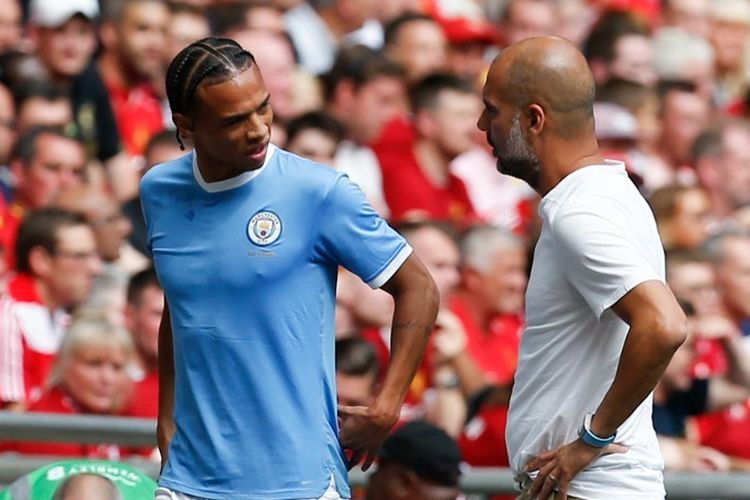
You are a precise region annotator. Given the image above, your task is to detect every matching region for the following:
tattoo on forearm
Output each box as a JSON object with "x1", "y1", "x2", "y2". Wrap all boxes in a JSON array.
[{"x1": 392, "y1": 320, "x2": 432, "y2": 334}]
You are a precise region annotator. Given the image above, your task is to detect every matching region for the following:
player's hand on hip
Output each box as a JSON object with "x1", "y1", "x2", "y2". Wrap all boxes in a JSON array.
[
  {"x1": 525, "y1": 439, "x2": 628, "y2": 500},
  {"x1": 338, "y1": 404, "x2": 399, "y2": 472}
]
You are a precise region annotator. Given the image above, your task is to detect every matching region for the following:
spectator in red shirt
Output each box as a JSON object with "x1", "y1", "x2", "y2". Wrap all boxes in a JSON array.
[
  {"x1": 98, "y1": 0, "x2": 169, "y2": 156},
  {"x1": 1, "y1": 127, "x2": 86, "y2": 269},
  {"x1": 449, "y1": 226, "x2": 527, "y2": 472},
  {"x1": 373, "y1": 73, "x2": 480, "y2": 226},
  {"x1": 450, "y1": 225, "x2": 526, "y2": 384},
  {"x1": 0, "y1": 208, "x2": 100, "y2": 408},
  {"x1": 122, "y1": 267, "x2": 163, "y2": 419},
  {"x1": 0, "y1": 314, "x2": 134, "y2": 459},
  {"x1": 324, "y1": 46, "x2": 408, "y2": 216}
]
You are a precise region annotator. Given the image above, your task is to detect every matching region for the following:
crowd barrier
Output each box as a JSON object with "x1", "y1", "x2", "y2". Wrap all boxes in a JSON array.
[{"x1": 1, "y1": 412, "x2": 750, "y2": 499}]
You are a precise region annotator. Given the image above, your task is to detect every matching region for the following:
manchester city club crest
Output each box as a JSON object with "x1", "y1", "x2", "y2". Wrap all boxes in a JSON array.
[{"x1": 247, "y1": 211, "x2": 282, "y2": 246}]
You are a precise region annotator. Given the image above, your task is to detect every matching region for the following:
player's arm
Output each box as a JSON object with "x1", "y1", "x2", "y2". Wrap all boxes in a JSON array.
[
  {"x1": 377, "y1": 253, "x2": 439, "y2": 416},
  {"x1": 339, "y1": 253, "x2": 439, "y2": 469},
  {"x1": 157, "y1": 300, "x2": 175, "y2": 473},
  {"x1": 590, "y1": 281, "x2": 687, "y2": 434}
]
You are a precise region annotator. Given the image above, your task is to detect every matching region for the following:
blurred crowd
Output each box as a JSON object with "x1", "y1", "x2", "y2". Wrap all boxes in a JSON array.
[{"x1": 0, "y1": 0, "x2": 748, "y2": 491}]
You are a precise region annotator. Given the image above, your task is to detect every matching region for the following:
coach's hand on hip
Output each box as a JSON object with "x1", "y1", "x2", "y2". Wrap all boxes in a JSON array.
[
  {"x1": 338, "y1": 403, "x2": 399, "y2": 471},
  {"x1": 525, "y1": 439, "x2": 628, "y2": 500}
]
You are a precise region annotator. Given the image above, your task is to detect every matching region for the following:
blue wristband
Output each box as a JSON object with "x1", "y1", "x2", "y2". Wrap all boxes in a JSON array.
[{"x1": 578, "y1": 413, "x2": 616, "y2": 448}]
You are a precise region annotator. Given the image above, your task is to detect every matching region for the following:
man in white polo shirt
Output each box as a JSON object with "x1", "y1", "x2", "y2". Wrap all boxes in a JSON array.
[{"x1": 478, "y1": 37, "x2": 688, "y2": 499}]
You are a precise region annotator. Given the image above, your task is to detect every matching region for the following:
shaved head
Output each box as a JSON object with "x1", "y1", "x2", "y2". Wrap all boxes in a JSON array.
[
  {"x1": 479, "y1": 37, "x2": 602, "y2": 193},
  {"x1": 490, "y1": 36, "x2": 595, "y2": 137}
]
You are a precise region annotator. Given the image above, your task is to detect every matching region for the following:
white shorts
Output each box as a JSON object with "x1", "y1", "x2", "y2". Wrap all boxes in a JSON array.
[{"x1": 155, "y1": 474, "x2": 346, "y2": 500}]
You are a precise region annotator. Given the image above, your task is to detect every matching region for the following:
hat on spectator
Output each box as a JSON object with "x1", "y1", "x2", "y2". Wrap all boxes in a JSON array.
[
  {"x1": 29, "y1": 0, "x2": 99, "y2": 28},
  {"x1": 378, "y1": 421, "x2": 462, "y2": 487},
  {"x1": 439, "y1": 17, "x2": 501, "y2": 45},
  {"x1": 427, "y1": 0, "x2": 500, "y2": 45},
  {"x1": 593, "y1": 102, "x2": 639, "y2": 140}
]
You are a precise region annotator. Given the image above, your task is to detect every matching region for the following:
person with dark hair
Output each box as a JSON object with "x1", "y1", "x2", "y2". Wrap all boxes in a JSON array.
[
  {"x1": 98, "y1": 0, "x2": 169, "y2": 156},
  {"x1": 693, "y1": 118, "x2": 750, "y2": 220},
  {"x1": 336, "y1": 337, "x2": 380, "y2": 407},
  {"x1": 383, "y1": 12, "x2": 447, "y2": 83},
  {"x1": 26, "y1": 0, "x2": 131, "y2": 201},
  {"x1": 148, "y1": 37, "x2": 439, "y2": 500},
  {"x1": 366, "y1": 420, "x2": 462, "y2": 500},
  {"x1": 325, "y1": 45, "x2": 408, "y2": 216},
  {"x1": 582, "y1": 10, "x2": 655, "y2": 87},
  {"x1": 372, "y1": 72, "x2": 479, "y2": 225},
  {"x1": 14, "y1": 80, "x2": 74, "y2": 133},
  {"x1": 285, "y1": 111, "x2": 345, "y2": 165},
  {"x1": 649, "y1": 184, "x2": 713, "y2": 251},
  {"x1": 656, "y1": 80, "x2": 711, "y2": 175},
  {"x1": 122, "y1": 267, "x2": 163, "y2": 420},
  {"x1": 0, "y1": 208, "x2": 99, "y2": 409},
  {"x1": 0, "y1": 126, "x2": 86, "y2": 269},
  {"x1": 479, "y1": 37, "x2": 687, "y2": 499}
]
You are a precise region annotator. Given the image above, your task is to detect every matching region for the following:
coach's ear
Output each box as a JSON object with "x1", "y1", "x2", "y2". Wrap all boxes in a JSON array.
[{"x1": 172, "y1": 113, "x2": 195, "y2": 142}]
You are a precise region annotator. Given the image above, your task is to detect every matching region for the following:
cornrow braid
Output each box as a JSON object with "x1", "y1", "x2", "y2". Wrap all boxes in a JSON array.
[{"x1": 166, "y1": 37, "x2": 257, "y2": 146}]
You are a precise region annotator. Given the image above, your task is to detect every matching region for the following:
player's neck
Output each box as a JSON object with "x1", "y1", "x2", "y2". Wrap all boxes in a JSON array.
[{"x1": 195, "y1": 150, "x2": 261, "y2": 183}]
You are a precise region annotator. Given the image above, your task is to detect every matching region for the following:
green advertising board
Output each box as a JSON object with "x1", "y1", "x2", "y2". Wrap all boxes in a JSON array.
[{"x1": 0, "y1": 460, "x2": 156, "y2": 499}]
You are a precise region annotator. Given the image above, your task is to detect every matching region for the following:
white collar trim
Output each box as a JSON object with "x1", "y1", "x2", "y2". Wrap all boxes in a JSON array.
[{"x1": 192, "y1": 143, "x2": 276, "y2": 193}]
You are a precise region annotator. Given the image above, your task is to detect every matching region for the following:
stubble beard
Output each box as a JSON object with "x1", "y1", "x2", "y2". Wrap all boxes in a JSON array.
[{"x1": 496, "y1": 113, "x2": 541, "y2": 191}]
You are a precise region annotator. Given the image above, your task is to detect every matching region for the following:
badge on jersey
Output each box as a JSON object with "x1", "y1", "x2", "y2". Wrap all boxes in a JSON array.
[{"x1": 247, "y1": 211, "x2": 282, "y2": 246}]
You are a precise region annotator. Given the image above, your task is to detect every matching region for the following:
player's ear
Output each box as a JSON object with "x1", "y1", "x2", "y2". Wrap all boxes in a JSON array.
[
  {"x1": 172, "y1": 113, "x2": 196, "y2": 142},
  {"x1": 527, "y1": 104, "x2": 545, "y2": 137}
]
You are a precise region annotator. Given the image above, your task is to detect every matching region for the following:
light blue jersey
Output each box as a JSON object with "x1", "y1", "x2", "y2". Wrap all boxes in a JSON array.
[{"x1": 140, "y1": 145, "x2": 411, "y2": 500}]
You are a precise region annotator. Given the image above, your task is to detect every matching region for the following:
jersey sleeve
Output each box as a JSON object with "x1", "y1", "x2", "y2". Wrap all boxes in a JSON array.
[
  {"x1": 138, "y1": 173, "x2": 157, "y2": 256},
  {"x1": 0, "y1": 297, "x2": 26, "y2": 404},
  {"x1": 315, "y1": 174, "x2": 411, "y2": 288},
  {"x1": 553, "y1": 206, "x2": 663, "y2": 319}
]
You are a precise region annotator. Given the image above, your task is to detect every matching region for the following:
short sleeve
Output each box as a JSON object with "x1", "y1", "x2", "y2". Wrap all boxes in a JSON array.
[
  {"x1": 139, "y1": 175, "x2": 156, "y2": 256},
  {"x1": 553, "y1": 207, "x2": 662, "y2": 319},
  {"x1": 315, "y1": 175, "x2": 411, "y2": 288}
]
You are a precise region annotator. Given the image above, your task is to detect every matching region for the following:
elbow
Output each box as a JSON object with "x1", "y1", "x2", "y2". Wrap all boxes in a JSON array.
[
  {"x1": 418, "y1": 270, "x2": 440, "y2": 320},
  {"x1": 654, "y1": 309, "x2": 688, "y2": 354}
]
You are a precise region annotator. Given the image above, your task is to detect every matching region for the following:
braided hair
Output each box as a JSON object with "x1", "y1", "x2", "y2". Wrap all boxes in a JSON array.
[{"x1": 166, "y1": 37, "x2": 256, "y2": 149}]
